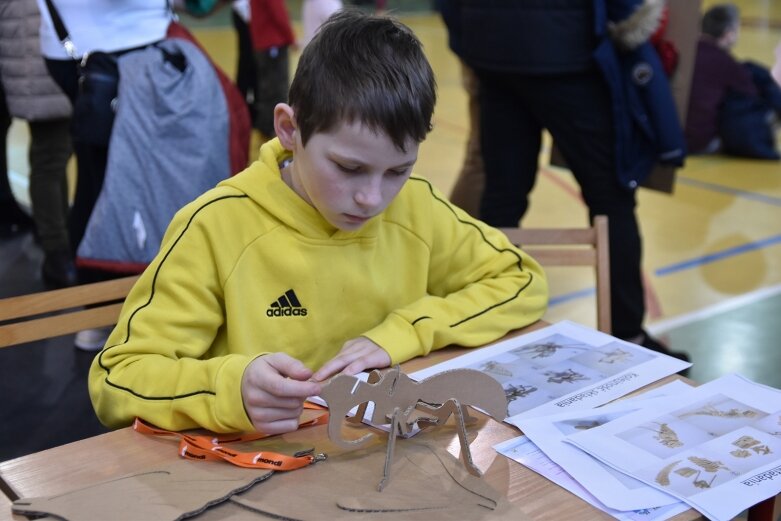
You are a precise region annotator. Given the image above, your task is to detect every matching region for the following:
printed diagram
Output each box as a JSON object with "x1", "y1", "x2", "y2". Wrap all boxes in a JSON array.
[
  {"x1": 504, "y1": 383, "x2": 538, "y2": 404},
  {"x1": 624, "y1": 401, "x2": 781, "y2": 498},
  {"x1": 511, "y1": 340, "x2": 588, "y2": 360},
  {"x1": 654, "y1": 456, "x2": 736, "y2": 491},
  {"x1": 672, "y1": 396, "x2": 767, "y2": 436},
  {"x1": 544, "y1": 368, "x2": 590, "y2": 384},
  {"x1": 464, "y1": 333, "x2": 656, "y2": 417},
  {"x1": 598, "y1": 347, "x2": 633, "y2": 365},
  {"x1": 730, "y1": 435, "x2": 772, "y2": 458},
  {"x1": 644, "y1": 422, "x2": 684, "y2": 449},
  {"x1": 478, "y1": 361, "x2": 514, "y2": 378},
  {"x1": 552, "y1": 410, "x2": 631, "y2": 437}
]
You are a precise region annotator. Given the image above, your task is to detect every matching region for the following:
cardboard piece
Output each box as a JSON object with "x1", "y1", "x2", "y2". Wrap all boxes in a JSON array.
[
  {"x1": 12, "y1": 458, "x2": 272, "y2": 521},
  {"x1": 216, "y1": 438, "x2": 525, "y2": 521},
  {"x1": 319, "y1": 367, "x2": 508, "y2": 490}
]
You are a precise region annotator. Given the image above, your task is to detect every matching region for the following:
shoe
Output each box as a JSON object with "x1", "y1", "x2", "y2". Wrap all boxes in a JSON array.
[
  {"x1": 42, "y1": 251, "x2": 79, "y2": 288},
  {"x1": 634, "y1": 331, "x2": 691, "y2": 377},
  {"x1": 74, "y1": 327, "x2": 112, "y2": 351}
]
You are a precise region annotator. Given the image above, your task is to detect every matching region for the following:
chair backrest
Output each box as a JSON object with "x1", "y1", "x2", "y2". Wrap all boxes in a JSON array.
[
  {"x1": 0, "y1": 275, "x2": 139, "y2": 348},
  {"x1": 498, "y1": 215, "x2": 611, "y2": 333}
]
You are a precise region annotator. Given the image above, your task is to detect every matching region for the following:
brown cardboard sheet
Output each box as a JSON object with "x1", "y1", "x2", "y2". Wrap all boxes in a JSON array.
[
  {"x1": 12, "y1": 458, "x2": 272, "y2": 521},
  {"x1": 221, "y1": 438, "x2": 525, "y2": 521}
]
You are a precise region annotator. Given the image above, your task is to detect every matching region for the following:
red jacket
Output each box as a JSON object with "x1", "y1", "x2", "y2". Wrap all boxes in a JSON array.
[{"x1": 249, "y1": 0, "x2": 295, "y2": 51}]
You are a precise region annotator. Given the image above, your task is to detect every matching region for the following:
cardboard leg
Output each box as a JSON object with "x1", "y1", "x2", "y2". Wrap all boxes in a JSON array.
[{"x1": 379, "y1": 407, "x2": 402, "y2": 492}]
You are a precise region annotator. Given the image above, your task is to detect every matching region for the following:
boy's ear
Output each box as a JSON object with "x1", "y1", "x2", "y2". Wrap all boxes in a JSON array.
[{"x1": 274, "y1": 103, "x2": 298, "y2": 151}]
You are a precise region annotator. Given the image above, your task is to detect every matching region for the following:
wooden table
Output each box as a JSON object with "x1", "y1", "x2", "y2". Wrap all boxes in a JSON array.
[
  {"x1": 0, "y1": 493, "x2": 12, "y2": 521},
  {"x1": 0, "y1": 326, "x2": 703, "y2": 521}
]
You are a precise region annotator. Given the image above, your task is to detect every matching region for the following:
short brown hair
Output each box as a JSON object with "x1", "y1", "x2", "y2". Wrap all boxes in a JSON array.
[
  {"x1": 702, "y1": 4, "x2": 740, "y2": 39},
  {"x1": 288, "y1": 9, "x2": 436, "y2": 151}
]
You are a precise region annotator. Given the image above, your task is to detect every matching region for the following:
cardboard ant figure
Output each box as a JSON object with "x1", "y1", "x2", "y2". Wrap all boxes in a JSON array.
[{"x1": 319, "y1": 366, "x2": 508, "y2": 491}]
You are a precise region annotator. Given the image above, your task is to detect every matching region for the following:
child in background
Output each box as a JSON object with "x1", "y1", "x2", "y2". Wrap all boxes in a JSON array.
[
  {"x1": 686, "y1": 4, "x2": 781, "y2": 158},
  {"x1": 88, "y1": 10, "x2": 548, "y2": 435},
  {"x1": 249, "y1": 0, "x2": 295, "y2": 138},
  {"x1": 685, "y1": 4, "x2": 756, "y2": 154}
]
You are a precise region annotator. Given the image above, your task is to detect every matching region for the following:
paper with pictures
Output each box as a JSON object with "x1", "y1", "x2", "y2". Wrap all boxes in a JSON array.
[
  {"x1": 513, "y1": 380, "x2": 693, "y2": 511},
  {"x1": 566, "y1": 373, "x2": 781, "y2": 521},
  {"x1": 494, "y1": 436, "x2": 690, "y2": 521},
  {"x1": 410, "y1": 321, "x2": 691, "y2": 423}
]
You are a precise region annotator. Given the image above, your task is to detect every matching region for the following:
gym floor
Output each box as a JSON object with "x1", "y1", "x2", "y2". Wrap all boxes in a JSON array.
[{"x1": 1, "y1": 0, "x2": 780, "y2": 465}]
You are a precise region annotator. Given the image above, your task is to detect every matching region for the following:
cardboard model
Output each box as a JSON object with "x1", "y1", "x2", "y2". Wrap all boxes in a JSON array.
[{"x1": 319, "y1": 366, "x2": 508, "y2": 491}]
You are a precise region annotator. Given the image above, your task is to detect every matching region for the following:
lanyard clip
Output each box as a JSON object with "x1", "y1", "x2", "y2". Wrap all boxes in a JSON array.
[{"x1": 294, "y1": 447, "x2": 328, "y2": 464}]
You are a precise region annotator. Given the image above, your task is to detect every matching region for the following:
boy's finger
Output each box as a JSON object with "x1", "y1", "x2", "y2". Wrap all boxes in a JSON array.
[
  {"x1": 266, "y1": 352, "x2": 314, "y2": 380},
  {"x1": 311, "y1": 356, "x2": 351, "y2": 382},
  {"x1": 265, "y1": 371, "x2": 321, "y2": 398}
]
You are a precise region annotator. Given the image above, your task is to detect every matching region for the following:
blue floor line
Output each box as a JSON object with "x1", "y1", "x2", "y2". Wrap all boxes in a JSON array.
[
  {"x1": 656, "y1": 234, "x2": 781, "y2": 276},
  {"x1": 677, "y1": 176, "x2": 781, "y2": 207},
  {"x1": 549, "y1": 287, "x2": 595, "y2": 307},
  {"x1": 551, "y1": 235, "x2": 781, "y2": 304}
]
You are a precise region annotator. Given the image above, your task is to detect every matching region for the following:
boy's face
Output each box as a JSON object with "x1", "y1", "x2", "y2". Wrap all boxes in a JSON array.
[{"x1": 282, "y1": 119, "x2": 419, "y2": 231}]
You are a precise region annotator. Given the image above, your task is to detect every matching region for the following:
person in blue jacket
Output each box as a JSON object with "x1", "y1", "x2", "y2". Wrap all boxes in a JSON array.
[{"x1": 440, "y1": 0, "x2": 688, "y2": 359}]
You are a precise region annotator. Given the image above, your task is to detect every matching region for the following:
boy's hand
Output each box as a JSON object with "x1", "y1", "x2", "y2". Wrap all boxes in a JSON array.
[
  {"x1": 241, "y1": 352, "x2": 322, "y2": 434},
  {"x1": 312, "y1": 337, "x2": 391, "y2": 382}
]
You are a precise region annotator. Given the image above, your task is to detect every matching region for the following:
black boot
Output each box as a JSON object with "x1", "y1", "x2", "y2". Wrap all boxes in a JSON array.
[
  {"x1": 41, "y1": 250, "x2": 79, "y2": 288},
  {"x1": 636, "y1": 330, "x2": 691, "y2": 376}
]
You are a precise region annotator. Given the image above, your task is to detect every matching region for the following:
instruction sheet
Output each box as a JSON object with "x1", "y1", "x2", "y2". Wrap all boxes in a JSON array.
[
  {"x1": 494, "y1": 435, "x2": 690, "y2": 521},
  {"x1": 566, "y1": 373, "x2": 781, "y2": 521},
  {"x1": 512, "y1": 380, "x2": 692, "y2": 511},
  {"x1": 410, "y1": 321, "x2": 691, "y2": 423}
]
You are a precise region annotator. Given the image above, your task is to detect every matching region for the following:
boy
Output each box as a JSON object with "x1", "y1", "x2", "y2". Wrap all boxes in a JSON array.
[{"x1": 88, "y1": 10, "x2": 548, "y2": 435}]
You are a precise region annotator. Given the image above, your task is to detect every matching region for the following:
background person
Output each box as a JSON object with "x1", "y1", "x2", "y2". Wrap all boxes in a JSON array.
[
  {"x1": 685, "y1": 4, "x2": 757, "y2": 154},
  {"x1": 440, "y1": 0, "x2": 689, "y2": 360},
  {"x1": 249, "y1": 0, "x2": 296, "y2": 139},
  {"x1": 36, "y1": 0, "x2": 174, "y2": 349},
  {"x1": 0, "y1": 0, "x2": 75, "y2": 287}
]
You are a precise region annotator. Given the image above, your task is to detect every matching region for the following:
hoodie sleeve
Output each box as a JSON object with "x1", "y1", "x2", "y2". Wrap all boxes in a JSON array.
[
  {"x1": 361, "y1": 179, "x2": 549, "y2": 364},
  {"x1": 87, "y1": 194, "x2": 257, "y2": 433}
]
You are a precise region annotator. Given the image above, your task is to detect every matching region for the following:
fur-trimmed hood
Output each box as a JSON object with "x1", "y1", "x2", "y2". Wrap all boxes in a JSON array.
[{"x1": 608, "y1": 0, "x2": 666, "y2": 50}]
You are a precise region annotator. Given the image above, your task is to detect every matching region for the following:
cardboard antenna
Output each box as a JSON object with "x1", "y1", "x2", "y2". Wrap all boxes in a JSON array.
[{"x1": 319, "y1": 366, "x2": 507, "y2": 491}]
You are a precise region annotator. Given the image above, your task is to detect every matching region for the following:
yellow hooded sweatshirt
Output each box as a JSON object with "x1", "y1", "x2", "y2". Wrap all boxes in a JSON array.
[{"x1": 89, "y1": 139, "x2": 548, "y2": 432}]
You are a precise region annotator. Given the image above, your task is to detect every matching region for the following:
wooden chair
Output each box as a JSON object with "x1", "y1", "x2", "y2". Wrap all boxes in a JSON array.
[
  {"x1": 498, "y1": 215, "x2": 611, "y2": 334},
  {"x1": 0, "y1": 275, "x2": 139, "y2": 348}
]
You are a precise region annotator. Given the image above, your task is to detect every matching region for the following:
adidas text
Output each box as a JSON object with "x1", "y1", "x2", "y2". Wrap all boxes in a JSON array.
[{"x1": 266, "y1": 307, "x2": 308, "y2": 317}]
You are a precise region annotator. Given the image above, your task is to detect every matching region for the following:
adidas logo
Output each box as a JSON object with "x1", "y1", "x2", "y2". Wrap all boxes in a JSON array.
[{"x1": 266, "y1": 289, "x2": 308, "y2": 317}]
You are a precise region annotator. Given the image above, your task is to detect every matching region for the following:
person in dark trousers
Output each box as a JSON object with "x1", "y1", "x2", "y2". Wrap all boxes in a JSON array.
[
  {"x1": 249, "y1": 0, "x2": 296, "y2": 139},
  {"x1": 231, "y1": 0, "x2": 258, "y2": 126},
  {"x1": 0, "y1": 0, "x2": 74, "y2": 286},
  {"x1": 440, "y1": 0, "x2": 689, "y2": 361}
]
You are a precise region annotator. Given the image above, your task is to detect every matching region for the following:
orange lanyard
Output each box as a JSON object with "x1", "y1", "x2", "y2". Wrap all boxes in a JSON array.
[{"x1": 133, "y1": 404, "x2": 329, "y2": 470}]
